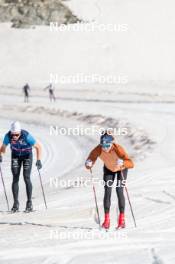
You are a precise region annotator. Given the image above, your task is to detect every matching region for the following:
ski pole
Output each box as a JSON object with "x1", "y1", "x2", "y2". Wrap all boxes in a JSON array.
[
  {"x1": 90, "y1": 169, "x2": 101, "y2": 228},
  {"x1": 37, "y1": 168, "x2": 47, "y2": 209},
  {"x1": 121, "y1": 170, "x2": 137, "y2": 228},
  {"x1": 0, "y1": 164, "x2": 10, "y2": 211}
]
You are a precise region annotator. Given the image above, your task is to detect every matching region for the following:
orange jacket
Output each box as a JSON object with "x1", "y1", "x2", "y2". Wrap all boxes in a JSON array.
[{"x1": 86, "y1": 143, "x2": 134, "y2": 172}]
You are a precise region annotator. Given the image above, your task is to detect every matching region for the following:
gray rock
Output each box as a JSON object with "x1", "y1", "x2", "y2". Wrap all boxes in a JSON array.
[{"x1": 0, "y1": 0, "x2": 80, "y2": 28}]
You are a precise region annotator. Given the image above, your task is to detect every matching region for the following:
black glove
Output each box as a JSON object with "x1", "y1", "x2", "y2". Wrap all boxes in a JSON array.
[
  {"x1": 0, "y1": 155, "x2": 2, "y2": 163},
  {"x1": 36, "y1": 160, "x2": 42, "y2": 170}
]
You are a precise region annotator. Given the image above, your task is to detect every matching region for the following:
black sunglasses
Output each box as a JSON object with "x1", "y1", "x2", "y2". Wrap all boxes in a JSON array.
[{"x1": 11, "y1": 133, "x2": 20, "y2": 137}]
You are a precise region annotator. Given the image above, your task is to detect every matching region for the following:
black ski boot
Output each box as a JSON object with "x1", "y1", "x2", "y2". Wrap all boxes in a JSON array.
[
  {"x1": 25, "y1": 201, "x2": 33, "y2": 213},
  {"x1": 11, "y1": 201, "x2": 19, "y2": 213}
]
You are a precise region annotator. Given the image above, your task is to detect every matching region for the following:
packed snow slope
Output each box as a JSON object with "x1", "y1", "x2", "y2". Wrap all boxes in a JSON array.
[
  {"x1": 0, "y1": 87, "x2": 175, "y2": 263},
  {"x1": 0, "y1": 0, "x2": 175, "y2": 263}
]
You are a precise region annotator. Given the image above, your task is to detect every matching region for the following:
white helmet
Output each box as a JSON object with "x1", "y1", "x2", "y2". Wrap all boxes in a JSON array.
[{"x1": 10, "y1": 121, "x2": 21, "y2": 134}]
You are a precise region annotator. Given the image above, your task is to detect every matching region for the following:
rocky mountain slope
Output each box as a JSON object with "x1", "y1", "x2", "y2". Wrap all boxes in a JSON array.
[{"x1": 0, "y1": 0, "x2": 79, "y2": 28}]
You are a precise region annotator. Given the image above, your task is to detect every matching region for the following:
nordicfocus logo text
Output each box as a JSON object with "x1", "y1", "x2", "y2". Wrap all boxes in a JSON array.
[
  {"x1": 49, "y1": 126, "x2": 129, "y2": 137},
  {"x1": 49, "y1": 177, "x2": 127, "y2": 189}
]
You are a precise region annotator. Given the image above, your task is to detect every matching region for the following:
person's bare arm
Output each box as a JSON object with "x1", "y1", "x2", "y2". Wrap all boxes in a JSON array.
[
  {"x1": 0, "y1": 144, "x2": 7, "y2": 154},
  {"x1": 34, "y1": 143, "x2": 42, "y2": 160},
  {"x1": 0, "y1": 144, "x2": 7, "y2": 163}
]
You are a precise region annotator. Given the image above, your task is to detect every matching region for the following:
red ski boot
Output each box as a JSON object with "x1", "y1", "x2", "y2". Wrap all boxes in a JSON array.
[
  {"x1": 117, "y1": 213, "x2": 125, "y2": 229},
  {"x1": 102, "y1": 213, "x2": 110, "y2": 229}
]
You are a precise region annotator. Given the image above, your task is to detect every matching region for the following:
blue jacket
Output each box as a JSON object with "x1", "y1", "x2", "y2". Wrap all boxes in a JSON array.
[{"x1": 3, "y1": 130, "x2": 36, "y2": 157}]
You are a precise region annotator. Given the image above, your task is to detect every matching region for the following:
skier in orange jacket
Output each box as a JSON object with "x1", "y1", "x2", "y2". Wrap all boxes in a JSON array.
[{"x1": 85, "y1": 131, "x2": 134, "y2": 229}]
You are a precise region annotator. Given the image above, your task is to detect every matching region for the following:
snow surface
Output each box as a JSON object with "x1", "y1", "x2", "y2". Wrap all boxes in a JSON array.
[{"x1": 0, "y1": 0, "x2": 175, "y2": 263}]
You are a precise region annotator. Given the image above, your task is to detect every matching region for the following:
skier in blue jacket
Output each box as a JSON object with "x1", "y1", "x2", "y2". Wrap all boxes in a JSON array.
[{"x1": 0, "y1": 121, "x2": 42, "y2": 212}]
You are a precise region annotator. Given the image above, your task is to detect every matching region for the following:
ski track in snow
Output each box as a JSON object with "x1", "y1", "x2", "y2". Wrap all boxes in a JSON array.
[{"x1": 0, "y1": 91, "x2": 175, "y2": 263}]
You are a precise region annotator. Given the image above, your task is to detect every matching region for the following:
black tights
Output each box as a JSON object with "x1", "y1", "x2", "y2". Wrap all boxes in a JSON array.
[
  {"x1": 11, "y1": 155, "x2": 33, "y2": 202},
  {"x1": 103, "y1": 166, "x2": 128, "y2": 214}
]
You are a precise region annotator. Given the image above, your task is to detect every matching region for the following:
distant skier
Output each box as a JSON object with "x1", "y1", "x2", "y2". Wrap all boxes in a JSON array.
[
  {"x1": 85, "y1": 131, "x2": 134, "y2": 229},
  {"x1": 44, "y1": 83, "x2": 56, "y2": 102},
  {"x1": 23, "y1": 83, "x2": 30, "y2": 103},
  {"x1": 0, "y1": 121, "x2": 42, "y2": 212}
]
